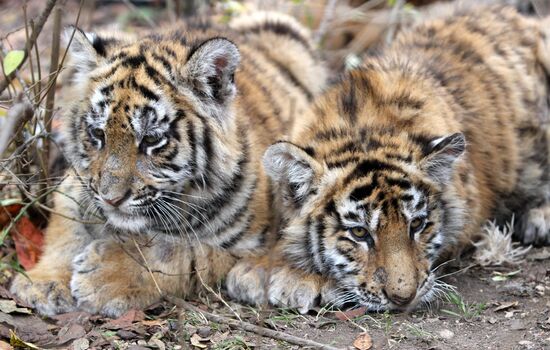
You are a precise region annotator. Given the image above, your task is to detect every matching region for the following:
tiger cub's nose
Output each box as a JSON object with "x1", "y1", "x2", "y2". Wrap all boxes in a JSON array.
[{"x1": 384, "y1": 289, "x2": 416, "y2": 306}]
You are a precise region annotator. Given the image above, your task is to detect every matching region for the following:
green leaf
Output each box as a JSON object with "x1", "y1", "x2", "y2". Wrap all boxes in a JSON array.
[{"x1": 3, "y1": 50, "x2": 25, "y2": 76}]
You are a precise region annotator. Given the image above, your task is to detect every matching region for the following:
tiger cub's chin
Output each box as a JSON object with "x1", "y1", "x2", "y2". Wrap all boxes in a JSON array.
[{"x1": 231, "y1": 4, "x2": 550, "y2": 312}]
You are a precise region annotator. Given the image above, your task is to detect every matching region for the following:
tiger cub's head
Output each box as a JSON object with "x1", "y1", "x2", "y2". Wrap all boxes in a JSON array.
[
  {"x1": 62, "y1": 27, "x2": 240, "y2": 232},
  {"x1": 264, "y1": 106, "x2": 466, "y2": 311}
]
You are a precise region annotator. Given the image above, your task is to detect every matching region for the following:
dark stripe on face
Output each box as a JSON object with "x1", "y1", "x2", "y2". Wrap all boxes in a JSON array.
[
  {"x1": 326, "y1": 157, "x2": 362, "y2": 169},
  {"x1": 350, "y1": 177, "x2": 378, "y2": 201},
  {"x1": 136, "y1": 83, "x2": 159, "y2": 102},
  {"x1": 344, "y1": 159, "x2": 404, "y2": 185},
  {"x1": 151, "y1": 52, "x2": 173, "y2": 77},
  {"x1": 385, "y1": 177, "x2": 411, "y2": 189},
  {"x1": 314, "y1": 128, "x2": 351, "y2": 141},
  {"x1": 122, "y1": 55, "x2": 147, "y2": 68},
  {"x1": 185, "y1": 119, "x2": 197, "y2": 175}
]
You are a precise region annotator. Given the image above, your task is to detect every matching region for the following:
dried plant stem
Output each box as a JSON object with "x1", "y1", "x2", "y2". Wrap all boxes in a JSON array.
[
  {"x1": 196, "y1": 271, "x2": 242, "y2": 322},
  {"x1": 132, "y1": 238, "x2": 163, "y2": 297},
  {"x1": 314, "y1": 0, "x2": 338, "y2": 46},
  {"x1": 165, "y1": 295, "x2": 343, "y2": 350},
  {"x1": 40, "y1": 4, "x2": 62, "y2": 203},
  {"x1": 22, "y1": 4, "x2": 37, "y2": 102},
  {"x1": 385, "y1": 0, "x2": 405, "y2": 44},
  {"x1": 0, "y1": 0, "x2": 58, "y2": 94}
]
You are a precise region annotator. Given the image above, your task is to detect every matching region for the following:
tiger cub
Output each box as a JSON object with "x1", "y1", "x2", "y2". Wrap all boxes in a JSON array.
[
  {"x1": 227, "y1": 5, "x2": 550, "y2": 312},
  {"x1": 10, "y1": 13, "x2": 326, "y2": 317}
]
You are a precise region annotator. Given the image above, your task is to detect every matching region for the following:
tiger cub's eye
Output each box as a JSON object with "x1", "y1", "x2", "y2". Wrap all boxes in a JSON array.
[
  {"x1": 91, "y1": 128, "x2": 104, "y2": 139},
  {"x1": 409, "y1": 217, "x2": 426, "y2": 236},
  {"x1": 143, "y1": 134, "x2": 162, "y2": 145},
  {"x1": 349, "y1": 227, "x2": 368, "y2": 238}
]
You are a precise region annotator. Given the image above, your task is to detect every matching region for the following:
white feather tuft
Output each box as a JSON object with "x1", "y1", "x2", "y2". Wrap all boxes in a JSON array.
[{"x1": 473, "y1": 218, "x2": 531, "y2": 266}]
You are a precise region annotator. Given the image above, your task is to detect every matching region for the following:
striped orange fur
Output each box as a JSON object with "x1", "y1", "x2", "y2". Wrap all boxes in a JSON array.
[
  {"x1": 10, "y1": 13, "x2": 327, "y2": 317},
  {"x1": 227, "y1": 5, "x2": 550, "y2": 312}
]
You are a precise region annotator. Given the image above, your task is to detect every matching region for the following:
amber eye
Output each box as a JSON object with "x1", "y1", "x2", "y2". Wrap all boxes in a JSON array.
[
  {"x1": 143, "y1": 134, "x2": 162, "y2": 146},
  {"x1": 410, "y1": 217, "x2": 426, "y2": 235},
  {"x1": 349, "y1": 227, "x2": 368, "y2": 238},
  {"x1": 91, "y1": 128, "x2": 104, "y2": 139}
]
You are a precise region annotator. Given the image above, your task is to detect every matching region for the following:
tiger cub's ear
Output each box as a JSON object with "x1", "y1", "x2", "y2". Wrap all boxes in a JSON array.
[
  {"x1": 420, "y1": 132, "x2": 466, "y2": 185},
  {"x1": 184, "y1": 38, "x2": 240, "y2": 109},
  {"x1": 64, "y1": 26, "x2": 107, "y2": 77},
  {"x1": 263, "y1": 142, "x2": 323, "y2": 207}
]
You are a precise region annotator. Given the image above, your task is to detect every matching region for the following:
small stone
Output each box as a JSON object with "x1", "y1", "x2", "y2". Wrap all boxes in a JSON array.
[
  {"x1": 70, "y1": 338, "x2": 89, "y2": 350},
  {"x1": 488, "y1": 317, "x2": 498, "y2": 324},
  {"x1": 137, "y1": 340, "x2": 148, "y2": 346},
  {"x1": 197, "y1": 326, "x2": 212, "y2": 338},
  {"x1": 439, "y1": 329, "x2": 454, "y2": 340},
  {"x1": 117, "y1": 330, "x2": 137, "y2": 340},
  {"x1": 518, "y1": 340, "x2": 534, "y2": 348},
  {"x1": 510, "y1": 319, "x2": 527, "y2": 331}
]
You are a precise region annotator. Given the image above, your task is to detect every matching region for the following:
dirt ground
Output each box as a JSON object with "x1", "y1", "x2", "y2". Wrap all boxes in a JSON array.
[
  {"x1": 225, "y1": 247, "x2": 550, "y2": 350},
  {"x1": 0, "y1": 247, "x2": 547, "y2": 349}
]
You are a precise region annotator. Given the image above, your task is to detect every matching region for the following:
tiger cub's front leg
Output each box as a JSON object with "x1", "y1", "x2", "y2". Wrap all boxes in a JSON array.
[
  {"x1": 70, "y1": 238, "x2": 236, "y2": 318},
  {"x1": 226, "y1": 249, "x2": 337, "y2": 314},
  {"x1": 10, "y1": 209, "x2": 94, "y2": 316}
]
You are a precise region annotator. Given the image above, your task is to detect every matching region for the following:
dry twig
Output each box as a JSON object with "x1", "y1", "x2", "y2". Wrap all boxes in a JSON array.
[
  {"x1": 0, "y1": 94, "x2": 33, "y2": 156},
  {"x1": 165, "y1": 295, "x2": 343, "y2": 350}
]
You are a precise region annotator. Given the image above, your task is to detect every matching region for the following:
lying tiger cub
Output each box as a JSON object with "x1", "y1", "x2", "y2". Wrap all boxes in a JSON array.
[
  {"x1": 227, "y1": 5, "x2": 550, "y2": 313},
  {"x1": 10, "y1": 13, "x2": 326, "y2": 317}
]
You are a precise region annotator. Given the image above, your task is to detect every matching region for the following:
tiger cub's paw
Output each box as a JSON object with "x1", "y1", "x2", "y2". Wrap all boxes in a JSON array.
[
  {"x1": 226, "y1": 259, "x2": 269, "y2": 307},
  {"x1": 226, "y1": 260, "x2": 326, "y2": 314},
  {"x1": 522, "y1": 205, "x2": 550, "y2": 246},
  {"x1": 70, "y1": 239, "x2": 154, "y2": 318},
  {"x1": 267, "y1": 266, "x2": 325, "y2": 314},
  {"x1": 10, "y1": 273, "x2": 75, "y2": 316}
]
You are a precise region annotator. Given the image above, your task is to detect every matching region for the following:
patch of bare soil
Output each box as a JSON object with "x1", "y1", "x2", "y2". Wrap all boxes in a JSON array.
[{"x1": 0, "y1": 247, "x2": 548, "y2": 349}]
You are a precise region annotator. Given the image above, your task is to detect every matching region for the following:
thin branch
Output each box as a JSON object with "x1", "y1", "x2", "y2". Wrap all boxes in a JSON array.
[
  {"x1": 385, "y1": 0, "x2": 405, "y2": 45},
  {"x1": 40, "y1": 4, "x2": 62, "y2": 202},
  {"x1": 0, "y1": 0, "x2": 58, "y2": 94},
  {"x1": 132, "y1": 238, "x2": 163, "y2": 296},
  {"x1": 314, "y1": 0, "x2": 339, "y2": 46},
  {"x1": 0, "y1": 94, "x2": 33, "y2": 156},
  {"x1": 165, "y1": 295, "x2": 343, "y2": 350}
]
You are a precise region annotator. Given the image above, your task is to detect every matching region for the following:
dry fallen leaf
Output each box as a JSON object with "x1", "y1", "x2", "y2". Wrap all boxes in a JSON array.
[
  {"x1": 11, "y1": 216, "x2": 44, "y2": 270},
  {"x1": 0, "y1": 204, "x2": 23, "y2": 229},
  {"x1": 334, "y1": 306, "x2": 367, "y2": 321},
  {"x1": 56, "y1": 324, "x2": 86, "y2": 346},
  {"x1": 0, "y1": 300, "x2": 31, "y2": 314},
  {"x1": 494, "y1": 301, "x2": 519, "y2": 312},
  {"x1": 140, "y1": 319, "x2": 167, "y2": 327},
  {"x1": 9, "y1": 330, "x2": 39, "y2": 349},
  {"x1": 102, "y1": 309, "x2": 145, "y2": 330},
  {"x1": 190, "y1": 333, "x2": 208, "y2": 349},
  {"x1": 353, "y1": 332, "x2": 372, "y2": 350}
]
